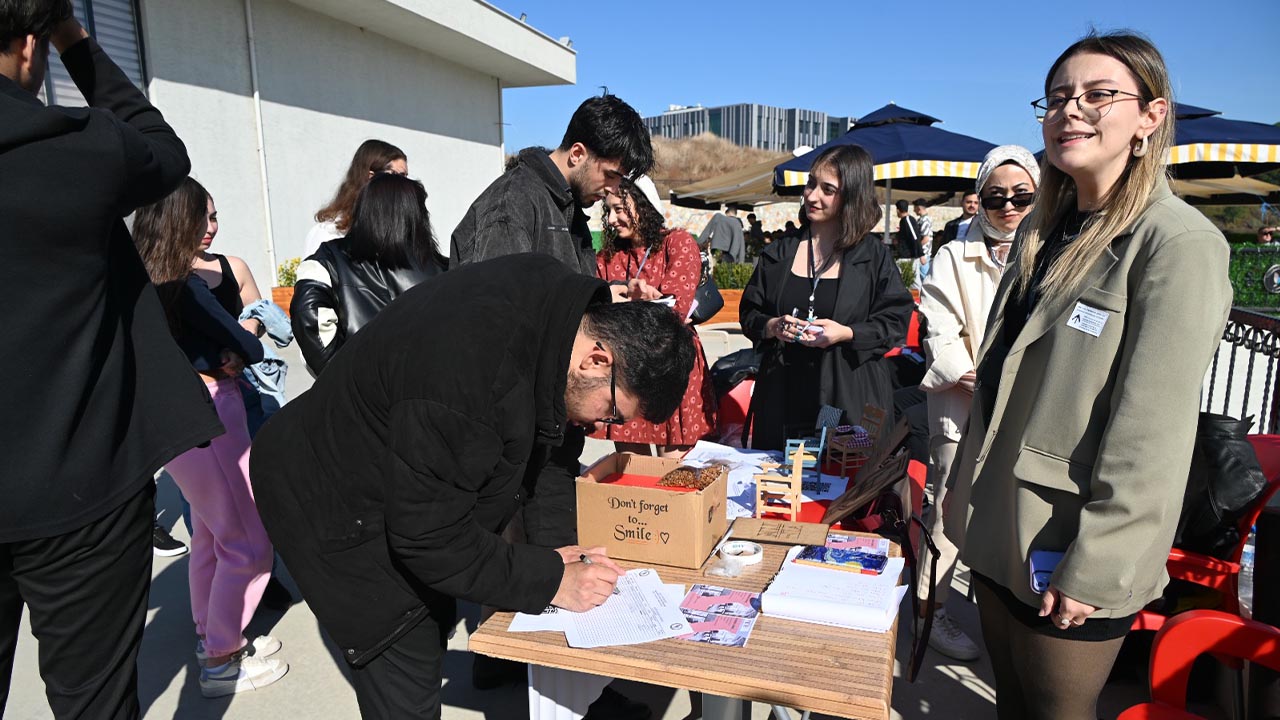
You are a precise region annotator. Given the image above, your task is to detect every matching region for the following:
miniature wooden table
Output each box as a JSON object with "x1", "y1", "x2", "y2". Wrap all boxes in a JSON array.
[{"x1": 469, "y1": 532, "x2": 903, "y2": 720}]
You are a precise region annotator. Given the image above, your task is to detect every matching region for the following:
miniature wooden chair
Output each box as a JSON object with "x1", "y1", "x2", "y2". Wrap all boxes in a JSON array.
[
  {"x1": 785, "y1": 427, "x2": 828, "y2": 469},
  {"x1": 827, "y1": 405, "x2": 888, "y2": 477},
  {"x1": 827, "y1": 435, "x2": 868, "y2": 478},
  {"x1": 754, "y1": 444, "x2": 805, "y2": 521}
]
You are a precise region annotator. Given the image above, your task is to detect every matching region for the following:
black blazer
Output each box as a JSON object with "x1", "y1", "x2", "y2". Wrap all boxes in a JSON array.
[
  {"x1": 740, "y1": 236, "x2": 914, "y2": 449},
  {"x1": 0, "y1": 38, "x2": 220, "y2": 542},
  {"x1": 936, "y1": 216, "x2": 970, "y2": 256}
]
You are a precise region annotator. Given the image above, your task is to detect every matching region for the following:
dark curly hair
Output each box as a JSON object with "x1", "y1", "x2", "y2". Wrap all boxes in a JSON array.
[{"x1": 601, "y1": 176, "x2": 668, "y2": 261}]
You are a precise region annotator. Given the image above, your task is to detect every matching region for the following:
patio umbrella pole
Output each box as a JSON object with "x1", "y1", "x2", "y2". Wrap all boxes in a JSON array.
[{"x1": 883, "y1": 177, "x2": 893, "y2": 247}]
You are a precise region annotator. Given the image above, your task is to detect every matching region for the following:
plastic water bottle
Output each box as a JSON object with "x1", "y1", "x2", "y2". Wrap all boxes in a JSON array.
[{"x1": 1240, "y1": 525, "x2": 1256, "y2": 618}]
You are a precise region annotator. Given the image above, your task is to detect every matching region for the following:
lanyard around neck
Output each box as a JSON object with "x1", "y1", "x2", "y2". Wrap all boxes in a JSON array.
[
  {"x1": 805, "y1": 231, "x2": 834, "y2": 322},
  {"x1": 628, "y1": 246, "x2": 653, "y2": 281}
]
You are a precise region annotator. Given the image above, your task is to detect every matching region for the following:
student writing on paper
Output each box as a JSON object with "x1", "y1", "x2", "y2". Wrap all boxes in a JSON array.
[{"x1": 249, "y1": 256, "x2": 695, "y2": 719}]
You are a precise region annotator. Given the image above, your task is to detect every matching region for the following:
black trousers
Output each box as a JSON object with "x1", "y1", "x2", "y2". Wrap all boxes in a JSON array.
[
  {"x1": 0, "y1": 483, "x2": 155, "y2": 720},
  {"x1": 349, "y1": 595, "x2": 458, "y2": 720}
]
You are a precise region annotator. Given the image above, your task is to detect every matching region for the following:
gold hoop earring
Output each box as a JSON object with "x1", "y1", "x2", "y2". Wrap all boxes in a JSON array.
[{"x1": 1132, "y1": 135, "x2": 1149, "y2": 158}]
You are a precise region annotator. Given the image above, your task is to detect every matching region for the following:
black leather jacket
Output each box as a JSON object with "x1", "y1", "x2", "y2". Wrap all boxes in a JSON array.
[{"x1": 291, "y1": 239, "x2": 445, "y2": 375}]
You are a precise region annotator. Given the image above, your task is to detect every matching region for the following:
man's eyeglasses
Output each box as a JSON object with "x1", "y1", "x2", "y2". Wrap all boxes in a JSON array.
[
  {"x1": 1031, "y1": 89, "x2": 1144, "y2": 122},
  {"x1": 980, "y1": 192, "x2": 1036, "y2": 211},
  {"x1": 596, "y1": 342, "x2": 625, "y2": 425}
]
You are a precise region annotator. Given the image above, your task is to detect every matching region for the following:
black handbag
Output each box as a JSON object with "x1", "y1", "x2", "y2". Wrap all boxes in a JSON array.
[
  {"x1": 1174, "y1": 412, "x2": 1269, "y2": 559},
  {"x1": 688, "y1": 259, "x2": 724, "y2": 325}
]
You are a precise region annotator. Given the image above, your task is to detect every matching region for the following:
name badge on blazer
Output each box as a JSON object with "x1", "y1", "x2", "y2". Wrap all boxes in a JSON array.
[{"x1": 1066, "y1": 302, "x2": 1109, "y2": 337}]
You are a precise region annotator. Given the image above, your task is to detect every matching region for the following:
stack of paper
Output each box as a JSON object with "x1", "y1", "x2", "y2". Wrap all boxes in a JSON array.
[
  {"x1": 677, "y1": 584, "x2": 761, "y2": 648},
  {"x1": 761, "y1": 546, "x2": 908, "y2": 633},
  {"x1": 508, "y1": 569, "x2": 690, "y2": 649}
]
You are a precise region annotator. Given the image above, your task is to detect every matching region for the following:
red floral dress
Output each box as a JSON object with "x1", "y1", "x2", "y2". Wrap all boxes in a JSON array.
[{"x1": 590, "y1": 229, "x2": 717, "y2": 446}]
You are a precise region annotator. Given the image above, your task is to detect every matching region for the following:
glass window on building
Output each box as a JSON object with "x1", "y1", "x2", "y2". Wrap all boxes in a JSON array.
[{"x1": 41, "y1": 0, "x2": 146, "y2": 105}]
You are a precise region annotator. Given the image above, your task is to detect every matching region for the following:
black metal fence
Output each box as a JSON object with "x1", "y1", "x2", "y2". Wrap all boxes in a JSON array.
[{"x1": 1204, "y1": 308, "x2": 1280, "y2": 433}]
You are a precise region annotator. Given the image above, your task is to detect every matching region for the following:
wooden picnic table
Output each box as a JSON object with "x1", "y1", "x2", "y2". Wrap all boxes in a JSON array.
[{"x1": 469, "y1": 531, "x2": 903, "y2": 720}]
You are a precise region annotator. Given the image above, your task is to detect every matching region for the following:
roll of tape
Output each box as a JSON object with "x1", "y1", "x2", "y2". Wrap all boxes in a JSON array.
[{"x1": 719, "y1": 541, "x2": 763, "y2": 566}]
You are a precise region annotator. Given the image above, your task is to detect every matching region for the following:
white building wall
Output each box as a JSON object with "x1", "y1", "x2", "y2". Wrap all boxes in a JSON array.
[{"x1": 139, "y1": 0, "x2": 505, "y2": 288}]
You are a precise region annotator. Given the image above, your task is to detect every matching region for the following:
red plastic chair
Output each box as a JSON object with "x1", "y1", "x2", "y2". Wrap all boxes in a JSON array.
[
  {"x1": 1132, "y1": 434, "x2": 1280, "y2": 633},
  {"x1": 1118, "y1": 610, "x2": 1280, "y2": 719},
  {"x1": 883, "y1": 310, "x2": 921, "y2": 359}
]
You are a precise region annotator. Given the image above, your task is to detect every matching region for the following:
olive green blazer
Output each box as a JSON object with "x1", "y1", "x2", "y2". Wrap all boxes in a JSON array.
[{"x1": 943, "y1": 179, "x2": 1232, "y2": 618}]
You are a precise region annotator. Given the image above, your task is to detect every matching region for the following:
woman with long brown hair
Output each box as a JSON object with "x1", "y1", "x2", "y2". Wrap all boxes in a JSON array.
[
  {"x1": 133, "y1": 177, "x2": 288, "y2": 698},
  {"x1": 740, "y1": 144, "x2": 913, "y2": 449},
  {"x1": 944, "y1": 32, "x2": 1232, "y2": 718},
  {"x1": 590, "y1": 175, "x2": 715, "y2": 457},
  {"x1": 293, "y1": 172, "x2": 447, "y2": 376},
  {"x1": 304, "y1": 139, "x2": 408, "y2": 255}
]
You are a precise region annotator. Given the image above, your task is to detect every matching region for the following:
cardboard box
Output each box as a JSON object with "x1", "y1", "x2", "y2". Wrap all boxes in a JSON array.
[{"x1": 576, "y1": 453, "x2": 728, "y2": 569}]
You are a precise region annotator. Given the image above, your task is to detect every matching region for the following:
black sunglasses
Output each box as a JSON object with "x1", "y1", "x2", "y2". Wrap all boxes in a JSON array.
[
  {"x1": 980, "y1": 192, "x2": 1036, "y2": 211},
  {"x1": 595, "y1": 341, "x2": 624, "y2": 425}
]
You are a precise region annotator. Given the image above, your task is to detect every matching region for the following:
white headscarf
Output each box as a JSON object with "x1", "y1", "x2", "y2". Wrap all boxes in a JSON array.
[{"x1": 974, "y1": 145, "x2": 1041, "y2": 242}]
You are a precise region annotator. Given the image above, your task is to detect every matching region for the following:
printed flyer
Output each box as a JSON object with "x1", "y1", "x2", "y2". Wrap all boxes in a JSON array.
[{"x1": 677, "y1": 584, "x2": 761, "y2": 648}]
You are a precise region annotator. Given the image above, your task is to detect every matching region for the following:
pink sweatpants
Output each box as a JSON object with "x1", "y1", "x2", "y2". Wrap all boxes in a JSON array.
[{"x1": 165, "y1": 377, "x2": 273, "y2": 658}]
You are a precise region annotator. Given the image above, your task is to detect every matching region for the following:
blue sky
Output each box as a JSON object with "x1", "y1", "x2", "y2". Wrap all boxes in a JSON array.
[{"x1": 492, "y1": 0, "x2": 1280, "y2": 169}]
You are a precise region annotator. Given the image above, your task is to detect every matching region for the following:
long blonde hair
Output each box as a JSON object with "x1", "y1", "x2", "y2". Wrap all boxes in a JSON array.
[{"x1": 1014, "y1": 32, "x2": 1173, "y2": 303}]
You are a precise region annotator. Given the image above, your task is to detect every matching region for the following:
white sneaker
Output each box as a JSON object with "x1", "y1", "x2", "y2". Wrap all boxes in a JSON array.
[
  {"x1": 200, "y1": 655, "x2": 289, "y2": 698},
  {"x1": 926, "y1": 608, "x2": 980, "y2": 662},
  {"x1": 196, "y1": 635, "x2": 282, "y2": 663}
]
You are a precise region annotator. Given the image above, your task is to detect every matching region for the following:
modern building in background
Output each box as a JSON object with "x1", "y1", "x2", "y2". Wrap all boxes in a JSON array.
[
  {"x1": 42, "y1": 0, "x2": 575, "y2": 288},
  {"x1": 644, "y1": 103, "x2": 854, "y2": 152}
]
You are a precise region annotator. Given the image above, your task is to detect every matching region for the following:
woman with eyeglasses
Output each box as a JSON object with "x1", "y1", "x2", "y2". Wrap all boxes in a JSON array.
[
  {"x1": 943, "y1": 32, "x2": 1232, "y2": 718},
  {"x1": 740, "y1": 144, "x2": 913, "y2": 450},
  {"x1": 304, "y1": 139, "x2": 409, "y2": 256},
  {"x1": 915, "y1": 145, "x2": 1039, "y2": 663}
]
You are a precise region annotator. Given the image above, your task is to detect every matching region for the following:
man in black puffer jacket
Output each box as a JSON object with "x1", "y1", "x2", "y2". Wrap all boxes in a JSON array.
[
  {"x1": 450, "y1": 94, "x2": 653, "y2": 275},
  {"x1": 251, "y1": 254, "x2": 694, "y2": 719}
]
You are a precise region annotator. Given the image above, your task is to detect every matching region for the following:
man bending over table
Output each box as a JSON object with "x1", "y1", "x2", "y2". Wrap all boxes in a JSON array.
[{"x1": 250, "y1": 253, "x2": 695, "y2": 719}]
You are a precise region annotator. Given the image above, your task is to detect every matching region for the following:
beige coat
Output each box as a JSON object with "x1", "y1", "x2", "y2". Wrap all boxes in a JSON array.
[
  {"x1": 943, "y1": 180, "x2": 1232, "y2": 617},
  {"x1": 919, "y1": 221, "x2": 1006, "y2": 441}
]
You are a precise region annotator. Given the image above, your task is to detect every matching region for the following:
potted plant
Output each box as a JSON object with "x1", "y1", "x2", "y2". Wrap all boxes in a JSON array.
[
  {"x1": 272, "y1": 257, "x2": 300, "y2": 316},
  {"x1": 706, "y1": 262, "x2": 755, "y2": 325}
]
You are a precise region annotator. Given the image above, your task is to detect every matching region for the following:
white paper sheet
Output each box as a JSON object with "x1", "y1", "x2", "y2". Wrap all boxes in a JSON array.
[
  {"x1": 510, "y1": 605, "x2": 569, "y2": 633},
  {"x1": 663, "y1": 583, "x2": 686, "y2": 604},
  {"x1": 683, "y1": 440, "x2": 784, "y2": 519},
  {"x1": 563, "y1": 569, "x2": 692, "y2": 649}
]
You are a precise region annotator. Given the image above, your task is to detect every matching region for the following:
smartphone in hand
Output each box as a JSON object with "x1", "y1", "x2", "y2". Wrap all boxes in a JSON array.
[{"x1": 1030, "y1": 550, "x2": 1064, "y2": 593}]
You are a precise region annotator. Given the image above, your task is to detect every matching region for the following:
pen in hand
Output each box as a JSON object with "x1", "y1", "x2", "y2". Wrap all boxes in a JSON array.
[{"x1": 579, "y1": 554, "x2": 593, "y2": 565}]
